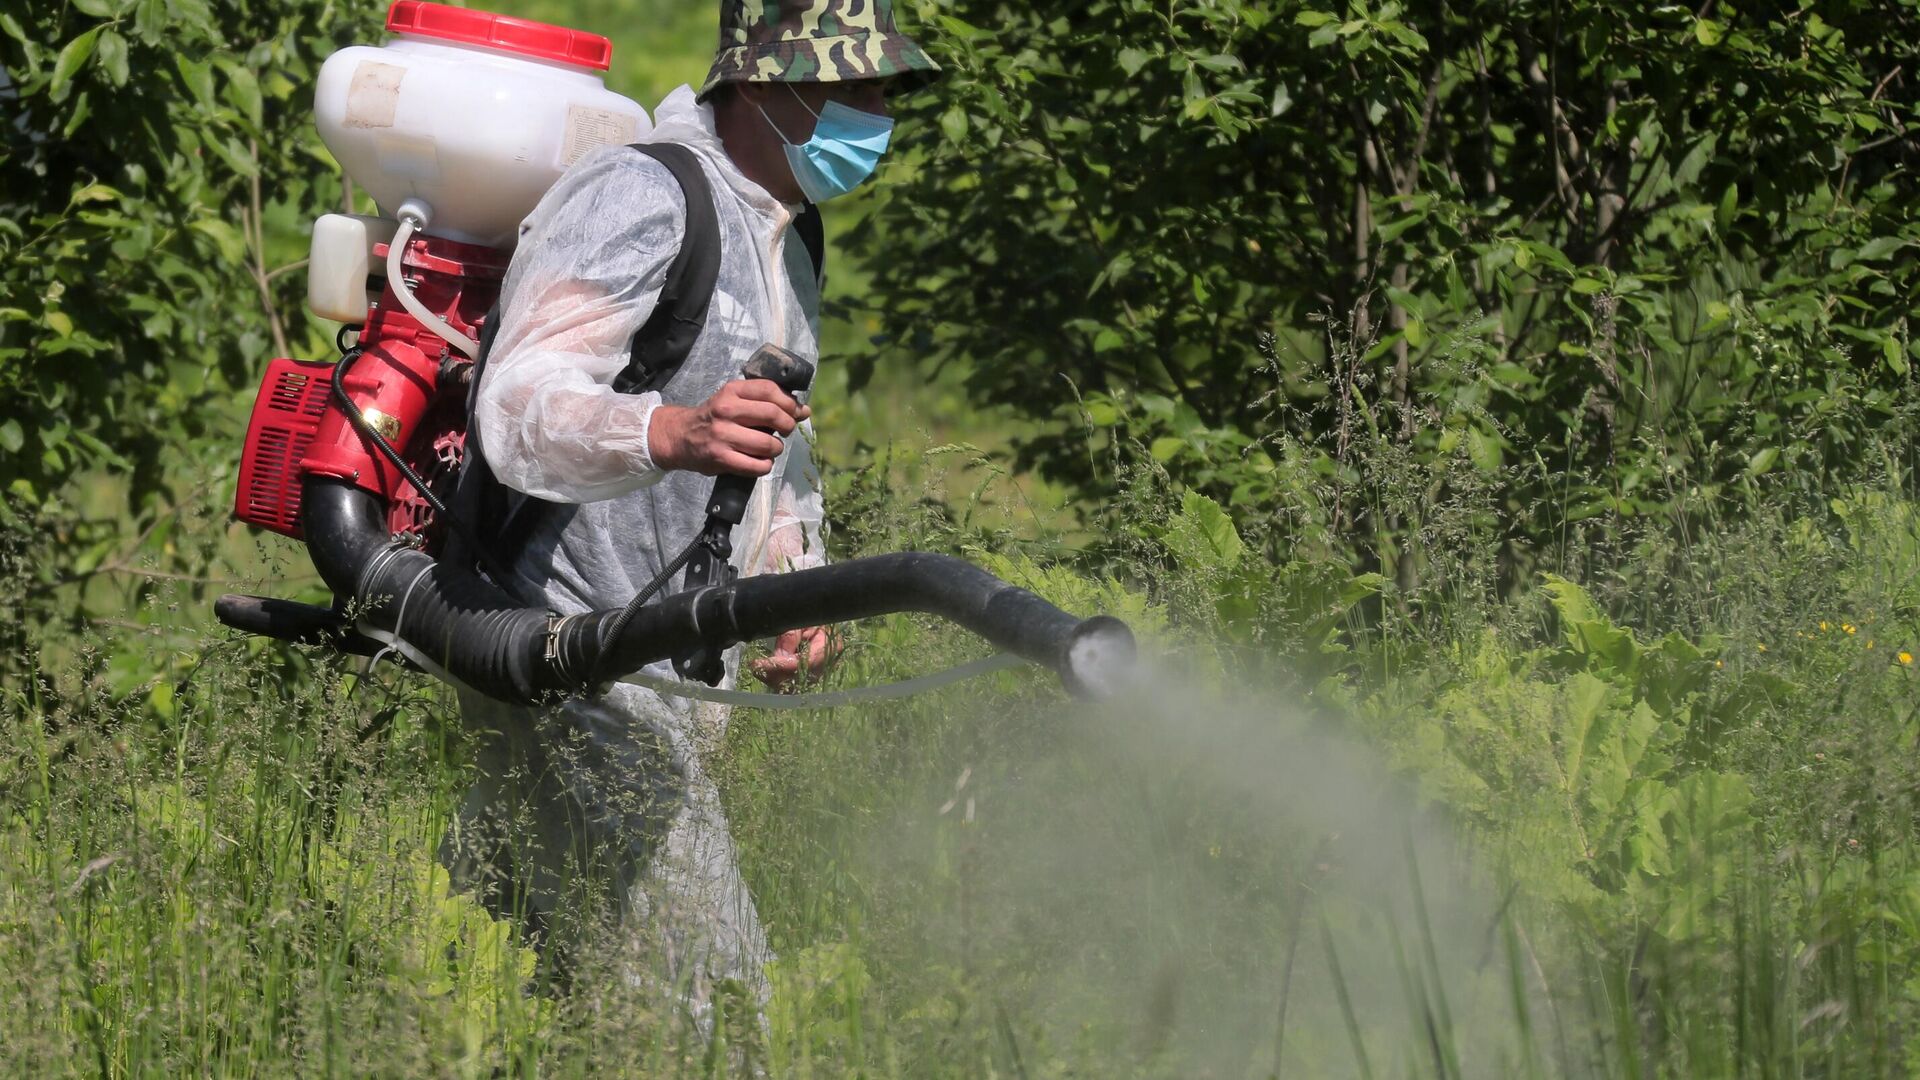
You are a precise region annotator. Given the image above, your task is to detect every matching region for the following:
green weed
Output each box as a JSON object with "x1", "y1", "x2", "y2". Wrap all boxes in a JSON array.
[{"x1": 10, "y1": 441, "x2": 1920, "y2": 1075}]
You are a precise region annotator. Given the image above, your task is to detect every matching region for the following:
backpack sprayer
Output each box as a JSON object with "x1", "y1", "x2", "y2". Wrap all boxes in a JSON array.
[{"x1": 214, "y1": 1, "x2": 1134, "y2": 704}]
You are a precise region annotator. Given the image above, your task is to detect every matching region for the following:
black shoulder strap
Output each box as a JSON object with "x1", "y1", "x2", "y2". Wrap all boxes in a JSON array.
[
  {"x1": 794, "y1": 202, "x2": 825, "y2": 287},
  {"x1": 612, "y1": 142, "x2": 723, "y2": 395}
]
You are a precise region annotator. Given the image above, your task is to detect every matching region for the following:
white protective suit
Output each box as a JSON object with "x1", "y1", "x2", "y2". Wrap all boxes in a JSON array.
[{"x1": 443, "y1": 85, "x2": 826, "y2": 1004}]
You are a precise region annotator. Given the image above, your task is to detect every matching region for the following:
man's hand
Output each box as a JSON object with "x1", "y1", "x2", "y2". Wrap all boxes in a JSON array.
[
  {"x1": 750, "y1": 626, "x2": 840, "y2": 689},
  {"x1": 649, "y1": 380, "x2": 810, "y2": 476}
]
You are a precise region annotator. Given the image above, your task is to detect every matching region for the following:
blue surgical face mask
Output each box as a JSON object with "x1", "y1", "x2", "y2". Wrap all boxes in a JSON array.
[{"x1": 755, "y1": 84, "x2": 894, "y2": 204}]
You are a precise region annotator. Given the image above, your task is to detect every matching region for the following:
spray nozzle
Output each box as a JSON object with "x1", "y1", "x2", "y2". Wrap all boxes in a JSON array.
[{"x1": 1062, "y1": 616, "x2": 1137, "y2": 700}]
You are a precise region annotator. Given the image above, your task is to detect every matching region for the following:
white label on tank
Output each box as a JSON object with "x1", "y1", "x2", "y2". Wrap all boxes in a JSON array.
[
  {"x1": 344, "y1": 60, "x2": 405, "y2": 129},
  {"x1": 562, "y1": 106, "x2": 639, "y2": 166}
]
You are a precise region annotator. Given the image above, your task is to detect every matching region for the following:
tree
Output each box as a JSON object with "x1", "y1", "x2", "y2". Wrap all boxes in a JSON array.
[
  {"x1": 851, "y1": 0, "x2": 1918, "y2": 576},
  {"x1": 0, "y1": 0, "x2": 381, "y2": 648}
]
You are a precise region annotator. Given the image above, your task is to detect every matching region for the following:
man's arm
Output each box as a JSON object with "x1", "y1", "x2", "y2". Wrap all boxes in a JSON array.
[
  {"x1": 474, "y1": 149, "x2": 805, "y2": 502},
  {"x1": 474, "y1": 149, "x2": 680, "y2": 503}
]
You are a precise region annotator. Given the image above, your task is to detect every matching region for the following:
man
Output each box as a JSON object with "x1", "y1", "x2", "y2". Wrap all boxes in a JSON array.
[{"x1": 442, "y1": 0, "x2": 940, "y2": 1009}]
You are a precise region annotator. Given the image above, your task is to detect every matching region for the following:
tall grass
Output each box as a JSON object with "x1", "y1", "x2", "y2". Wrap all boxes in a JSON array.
[{"x1": 9, "y1": 392, "x2": 1920, "y2": 1075}]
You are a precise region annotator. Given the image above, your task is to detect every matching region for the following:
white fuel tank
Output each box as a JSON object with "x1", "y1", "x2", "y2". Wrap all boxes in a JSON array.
[
  {"x1": 307, "y1": 213, "x2": 399, "y2": 324},
  {"x1": 314, "y1": 1, "x2": 650, "y2": 249}
]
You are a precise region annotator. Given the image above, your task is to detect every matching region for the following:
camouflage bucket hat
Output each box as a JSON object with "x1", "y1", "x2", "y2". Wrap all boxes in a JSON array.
[{"x1": 698, "y1": 0, "x2": 942, "y2": 101}]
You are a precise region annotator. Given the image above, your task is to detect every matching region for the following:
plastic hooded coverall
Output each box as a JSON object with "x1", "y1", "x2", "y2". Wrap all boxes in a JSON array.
[{"x1": 443, "y1": 84, "x2": 825, "y2": 1005}]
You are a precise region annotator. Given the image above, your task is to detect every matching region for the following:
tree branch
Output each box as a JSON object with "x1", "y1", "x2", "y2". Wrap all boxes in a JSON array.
[
  {"x1": 1514, "y1": 26, "x2": 1584, "y2": 231},
  {"x1": 246, "y1": 139, "x2": 290, "y2": 359}
]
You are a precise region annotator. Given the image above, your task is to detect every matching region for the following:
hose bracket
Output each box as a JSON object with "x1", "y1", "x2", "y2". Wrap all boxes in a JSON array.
[{"x1": 543, "y1": 610, "x2": 563, "y2": 665}]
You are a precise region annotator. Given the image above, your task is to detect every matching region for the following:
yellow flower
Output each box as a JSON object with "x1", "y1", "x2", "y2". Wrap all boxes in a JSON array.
[
  {"x1": 1899, "y1": 651, "x2": 1913, "y2": 666},
  {"x1": 1867, "y1": 639, "x2": 1875, "y2": 649},
  {"x1": 1845, "y1": 623, "x2": 1858, "y2": 635},
  {"x1": 1714, "y1": 659, "x2": 1725, "y2": 670},
  {"x1": 1820, "y1": 621, "x2": 1831, "y2": 632},
  {"x1": 1756, "y1": 643, "x2": 1768, "y2": 653}
]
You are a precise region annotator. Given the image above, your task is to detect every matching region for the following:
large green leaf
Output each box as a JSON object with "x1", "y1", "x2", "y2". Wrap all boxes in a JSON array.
[{"x1": 49, "y1": 25, "x2": 103, "y2": 96}]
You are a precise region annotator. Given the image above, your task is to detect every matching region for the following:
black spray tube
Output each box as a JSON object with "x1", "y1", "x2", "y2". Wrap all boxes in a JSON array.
[
  {"x1": 221, "y1": 341, "x2": 1135, "y2": 705},
  {"x1": 228, "y1": 478, "x2": 1134, "y2": 704}
]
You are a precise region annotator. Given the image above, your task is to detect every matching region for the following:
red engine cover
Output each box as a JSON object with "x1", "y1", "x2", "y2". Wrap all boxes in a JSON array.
[
  {"x1": 387, "y1": 414, "x2": 469, "y2": 548},
  {"x1": 234, "y1": 358, "x2": 336, "y2": 538},
  {"x1": 298, "y1": 332, "x2": 443, "y2": 494},
  {"x1": 230, "y1": 231, "x2": 508, "y2": 549}
]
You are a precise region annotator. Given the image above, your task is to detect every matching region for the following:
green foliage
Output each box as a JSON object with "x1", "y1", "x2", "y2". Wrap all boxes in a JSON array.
[
  {"x1": 0, "y1": 632, "x2": 556, "y2": 1074},
  {"x1": 0, "y1": 0, "x2": 381, "y2": 613},
  {"x1": 491, "y1": 0, "x2": 713, "y2": 105},
  {"x1": 9, "y1": 0, "x2": 1920, "y2": 1074},
  {"x1": 858, "y1": 0, "x2": 1920, "y2": 565}
]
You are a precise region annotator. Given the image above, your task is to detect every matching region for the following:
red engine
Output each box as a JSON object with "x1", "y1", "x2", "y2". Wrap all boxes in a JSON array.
[{"x1": 233, "y1": 232, "x2": 508, "y2": 551}]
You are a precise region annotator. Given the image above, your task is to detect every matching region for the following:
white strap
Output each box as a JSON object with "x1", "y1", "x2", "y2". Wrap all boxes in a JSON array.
[{"x1": 616, "y1": 653, "x2": 1024, "y2": 708}]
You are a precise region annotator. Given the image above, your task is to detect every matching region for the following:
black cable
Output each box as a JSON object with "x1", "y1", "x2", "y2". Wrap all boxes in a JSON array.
[
  {"x1": 589, "y1": 530, "x2": 708, "y2": 683},
  {"x1": 329, "y1": 347, "x2": 518, "y2": 586}
]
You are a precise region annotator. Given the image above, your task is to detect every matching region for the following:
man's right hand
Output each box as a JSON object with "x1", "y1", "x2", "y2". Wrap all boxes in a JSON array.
[{"x1": 647, "y1": 379, "x2": 811, "y2": 477}]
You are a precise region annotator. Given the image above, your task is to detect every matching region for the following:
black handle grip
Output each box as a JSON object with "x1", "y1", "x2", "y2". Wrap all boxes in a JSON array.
[
  {"x1": 678, "y1": 344, "x2": 817, "y2": 683},
  {"x1": 707, "y1": 345, "x2": 816, "y2": 523},
  {"x1": 741, "y1": 343, "x2": 815, "y2": 396}
]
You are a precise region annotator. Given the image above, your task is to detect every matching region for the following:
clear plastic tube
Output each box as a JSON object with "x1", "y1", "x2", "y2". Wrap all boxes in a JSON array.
[{"x1": 387, "y1": 201, "x2": 481, "y2": 359}]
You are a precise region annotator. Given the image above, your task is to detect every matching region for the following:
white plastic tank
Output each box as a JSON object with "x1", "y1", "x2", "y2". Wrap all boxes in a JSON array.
[{"x1": 314, "y1": 1, "x2": 651, "y2": 249}]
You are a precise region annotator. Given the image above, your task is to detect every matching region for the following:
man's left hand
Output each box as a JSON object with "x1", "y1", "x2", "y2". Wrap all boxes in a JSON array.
[{"x1": 749, "y1": 625, "x2": 840, "y2": 689}]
